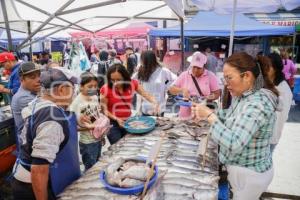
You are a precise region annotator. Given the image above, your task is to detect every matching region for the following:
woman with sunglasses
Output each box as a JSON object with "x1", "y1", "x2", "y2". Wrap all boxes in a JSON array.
[
  {"x1": 192, "y1": 52, "x2": 280, "y2": 200},
  {"x1": 100, "y1": 63, "x2": 159, "y2": 144}
]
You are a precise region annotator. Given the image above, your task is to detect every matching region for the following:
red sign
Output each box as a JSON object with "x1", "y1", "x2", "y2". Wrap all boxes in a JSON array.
[{"x1": 262, "y1": 21, "x2": 300, "y2": 26}]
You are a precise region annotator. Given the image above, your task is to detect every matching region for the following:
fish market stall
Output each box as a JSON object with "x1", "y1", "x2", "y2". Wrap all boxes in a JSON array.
[{"x1": 58, "y1": 117, "x2": 220, "y2": 200}]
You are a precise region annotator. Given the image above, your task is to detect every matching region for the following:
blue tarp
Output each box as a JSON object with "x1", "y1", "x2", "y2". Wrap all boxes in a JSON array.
[{"x1": 149, "y1": 11, "x2": 295, "y2": 37}]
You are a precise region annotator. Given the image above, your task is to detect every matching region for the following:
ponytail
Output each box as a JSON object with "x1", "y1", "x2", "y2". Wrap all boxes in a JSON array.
[{"x1": 257, "y1": 55, "x2": 279, "y2": 96}]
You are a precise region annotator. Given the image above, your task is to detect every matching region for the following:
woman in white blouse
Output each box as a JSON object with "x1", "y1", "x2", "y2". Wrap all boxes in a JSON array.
[
  {"x1": 264, "y1": 53, "x2": 293, "y2": 152},
  {"x1": 133, "y1": 50, "x2": 176, "y2": 116}
]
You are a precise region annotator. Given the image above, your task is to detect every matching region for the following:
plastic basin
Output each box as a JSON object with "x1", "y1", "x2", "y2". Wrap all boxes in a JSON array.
[{"x1": 124, "y1": 116, "x2": 156, "y2": 134}]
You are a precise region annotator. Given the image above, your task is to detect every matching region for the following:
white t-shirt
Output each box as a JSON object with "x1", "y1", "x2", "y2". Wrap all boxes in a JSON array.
[
  {"x1": 133, "y1": 67, "x2": 176, "y2": 114},
  {"x1": 69, "y1": 93, "x2": 100, "y2": 144},
  {"x1": 270, "y1": 81, "x2": 293, "y2": 144}
]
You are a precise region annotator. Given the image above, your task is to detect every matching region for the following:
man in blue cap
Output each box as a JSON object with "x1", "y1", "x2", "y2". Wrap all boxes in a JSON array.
[{"x1": 11, "y1": 67, "x2": 81, "y2": 200}]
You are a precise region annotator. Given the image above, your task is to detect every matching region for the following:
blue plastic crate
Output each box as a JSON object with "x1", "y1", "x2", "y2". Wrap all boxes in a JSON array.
[
  {"x1": 218, "y1": 182, "x2": 229, "y2": 200},
  {"x1": 293, "y1": 76, "x2": 300, "y2": 104}
]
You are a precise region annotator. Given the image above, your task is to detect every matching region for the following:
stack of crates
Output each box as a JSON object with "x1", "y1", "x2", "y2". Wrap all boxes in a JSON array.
[{"x1": 294, "y1": 75, "x2": 300, "y2": 104}]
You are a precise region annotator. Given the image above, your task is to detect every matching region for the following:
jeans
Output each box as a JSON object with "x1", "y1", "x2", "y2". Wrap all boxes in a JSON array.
[
  {"x1": 11, "y1": 177, "x2": 55, "y2": 200},
  {"x1": 79, "y1": 141, "x2": 102, "y2": 171},
  {"x1": 107, "y1": 120, "x2": 127, "y2": 145}
]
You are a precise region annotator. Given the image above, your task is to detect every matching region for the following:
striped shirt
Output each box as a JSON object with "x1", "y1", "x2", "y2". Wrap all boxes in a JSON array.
[{"x1": 210, "y1": 89, "x2": 277, "y2": 173}]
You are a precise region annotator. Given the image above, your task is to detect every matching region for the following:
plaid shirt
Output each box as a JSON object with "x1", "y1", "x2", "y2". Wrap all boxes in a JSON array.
[{"x1": 210, "y1": 90, "x2": 277, "y2": 173}]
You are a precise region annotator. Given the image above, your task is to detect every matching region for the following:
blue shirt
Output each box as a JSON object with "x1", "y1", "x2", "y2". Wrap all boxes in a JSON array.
[
  {"x1": 11, "y1": 86, "x2": 36, "y2": 150},
  {"x1": 8, "y1": 62, "x2": 21, "y2": 95}
]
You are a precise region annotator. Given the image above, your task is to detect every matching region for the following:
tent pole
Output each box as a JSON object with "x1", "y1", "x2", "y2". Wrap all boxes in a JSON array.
[
  {"x1": 27, "y1": 21, "x2": 32, "y2": 61},
  {"x1": 17, "y1": 0, "x2": 75, "y2": 50},
  {"x1": 180, "y1": 17, "x2": 184, "y2": 72},
  {"x1": 228, "y1": 0, "x2": 237, "y2": 56},
  {"x1": 1, "y1": 0, "x2": 13, "y2": 51},
  {"x1": 93, "y1": 4, "x2": 167, "y2": 33},
  {"x1": 16, "y1": 0, "x2": 93, "y2": 33},
  {"x1": 19, "y1": 23, "x2": 76, "y2": 50}
]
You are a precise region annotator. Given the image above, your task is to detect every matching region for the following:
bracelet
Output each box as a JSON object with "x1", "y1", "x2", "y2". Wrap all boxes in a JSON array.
[{"x1": 206, "y1": 112, "x2": 214, "y2": 120}]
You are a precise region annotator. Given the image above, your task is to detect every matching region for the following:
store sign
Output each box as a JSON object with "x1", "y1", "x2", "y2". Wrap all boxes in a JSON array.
[{"x1": 262, "y1": 21, "x2": 300, "y2": 26}]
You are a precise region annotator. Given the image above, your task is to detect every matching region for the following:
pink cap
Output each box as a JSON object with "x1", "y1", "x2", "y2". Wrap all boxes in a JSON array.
[{"x1": 189, "y1": 51, "x2": 207, "y2": 68}]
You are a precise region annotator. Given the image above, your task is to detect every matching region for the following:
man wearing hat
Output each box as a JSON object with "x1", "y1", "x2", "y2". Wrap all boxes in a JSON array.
[
  {"x1": 0, "y1": 52, "x2": 22, "y2": 95},
  {"x1": 169, "y1": 51, "x2": 221, "y2": 119},
  {"x1": 11, "y1": 62, "x2": 41, "y2": 151},
  {"x1": 11, "y1": 67, "x2": 81, "y2": 200}
]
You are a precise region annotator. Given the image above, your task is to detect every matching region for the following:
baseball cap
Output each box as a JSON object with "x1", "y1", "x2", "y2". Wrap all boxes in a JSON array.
[
  {"x1": 125, "y1": 46, "x2": 133, "y2": 51},
  {"x1": 0, "y1": 52, "x2": 16, "y2": 63},
  {"x1": 40, "y1": 67, "x2": 79, "y2": 89},
  {"x1": 189, "y1": 51, "x2": 207, "y2": 68},
  {"x1": 19, "y1": 62, "x2": 40, "y2": 76}
]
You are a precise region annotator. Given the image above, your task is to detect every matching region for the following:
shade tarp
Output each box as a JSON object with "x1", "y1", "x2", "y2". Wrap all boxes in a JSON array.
[
  {"x1": 149, "y1": 11, "x2": 296, "y2": 37},
  {"x1": 0, "y1": 0, "x2": 178, "y2": 35},
  {"x1": 189, "y1": 0, "x2": 300, "y2": 14},
  {"x1": 70, "y1": 23, "x2": 153, "y2": 39}
]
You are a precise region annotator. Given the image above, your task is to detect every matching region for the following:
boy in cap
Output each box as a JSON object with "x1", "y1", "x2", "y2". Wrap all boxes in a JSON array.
[
  {"x1": 11, "y1": 62, "x2": 41, "y2": 151},
  {"x1": 11, "y1": 67, "x2": 81, "y2": 200},
  {"x1": 0, "y1": 52, "x2": 21, "y2": 95}
]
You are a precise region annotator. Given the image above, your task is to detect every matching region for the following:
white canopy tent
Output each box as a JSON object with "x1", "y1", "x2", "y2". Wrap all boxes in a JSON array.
[{"x1": 0, "y1": 0, "x2": 179, "y2": 51}]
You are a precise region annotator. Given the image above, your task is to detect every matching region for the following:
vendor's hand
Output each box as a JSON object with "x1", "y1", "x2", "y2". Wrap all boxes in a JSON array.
[
  {"x1": 191, "y1": 103, "x2": 213, "y2": 120},
  {"x1": 152, "y1": 102, "x2": 160, "y2": 116},
  {"x1": 182, "y1": 88, "x2": 190, "y2": 100},
  {"x1": 116, "y1": 118, "x2": 125, "y2": 128}
]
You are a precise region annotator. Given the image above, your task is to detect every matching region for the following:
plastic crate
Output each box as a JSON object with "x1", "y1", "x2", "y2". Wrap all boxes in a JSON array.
[
  {"x1": 218, "y1": 182, "x2": 229, "y2": 200},
  {"x1": 293, "y1": 75, "x2": 300, "y2": 104}
]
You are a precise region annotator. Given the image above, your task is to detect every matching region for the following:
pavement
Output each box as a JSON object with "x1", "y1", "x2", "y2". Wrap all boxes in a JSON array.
[{"x1": 264, "y1": 104, "x2": 300, "y2": 199}]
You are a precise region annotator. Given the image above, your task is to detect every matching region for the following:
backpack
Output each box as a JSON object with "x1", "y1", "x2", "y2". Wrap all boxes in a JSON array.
[{"x1": 97, "y1": 61, "x2": 110, "y2": 88}]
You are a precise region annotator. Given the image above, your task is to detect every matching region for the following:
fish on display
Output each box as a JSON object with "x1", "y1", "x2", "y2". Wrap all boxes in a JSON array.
[{"x1": 58, "y1": 117, "x2": 219, "y2": 200}]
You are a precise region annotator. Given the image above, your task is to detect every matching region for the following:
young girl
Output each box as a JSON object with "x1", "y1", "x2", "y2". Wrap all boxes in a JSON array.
[{"x1": 70, "y1": 72, "x2": 104, "y2": 170}]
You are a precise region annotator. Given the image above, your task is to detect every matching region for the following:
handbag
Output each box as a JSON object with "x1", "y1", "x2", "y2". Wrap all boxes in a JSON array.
[{"x1": 91, "y1": 113, "x2": 111, "y2": 139}]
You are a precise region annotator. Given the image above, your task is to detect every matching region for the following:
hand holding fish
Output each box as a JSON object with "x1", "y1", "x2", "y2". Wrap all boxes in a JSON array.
[
  {"x1": 182, "y1": 88, "x2": 190, "y2": 101},
  {"x1": 192, "y1": 103, "x2": 213, "y2": 121},
  {"x1": 152, "y1": 102, "x2": 160, "y2": 116}
]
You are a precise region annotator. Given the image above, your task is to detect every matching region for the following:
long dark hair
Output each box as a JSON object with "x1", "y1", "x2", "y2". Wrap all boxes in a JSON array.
[
  {"x1": 138, "y1": 50, "x2": 161, "y2": 82},
  {"x1": 225, "y1": 52, "x2": 279, "y2": 96},
  {"x1": 99, "y1": 50, "x2": 109, "y2": 61},
  {"x1": 267, "y1": 53, "x2": 286, "y2": 86},
  {"x1": 107, "y1": 63, "x2": 131, "y2": 90}
]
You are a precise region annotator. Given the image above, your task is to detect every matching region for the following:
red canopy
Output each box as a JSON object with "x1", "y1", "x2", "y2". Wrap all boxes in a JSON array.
[{"x1": 70, "y1": 24, "x2": 153, "y2": 39}]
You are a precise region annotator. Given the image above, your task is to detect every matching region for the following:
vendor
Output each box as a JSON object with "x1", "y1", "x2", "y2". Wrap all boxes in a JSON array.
[
  {"x1": 192, "y1": 52, "x2": 279, "y2": 200},
  {"x1": 100, "y1": 63, "x2": 159, "y2": 144},
  {"x1": 169, "y1": 51, "x2": 221, "y2": 119},
  {"x1": 0, "y1": 52, "x2": 22, "y2": 95},
  {"x1": 11, "y1": 67, "x2": 81, "y2": 200}
]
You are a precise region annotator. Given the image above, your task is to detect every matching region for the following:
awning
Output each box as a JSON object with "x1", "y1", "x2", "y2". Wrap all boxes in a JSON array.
[{"x1": 149, "y1": 11, "x2": 295, "y2": 37}]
